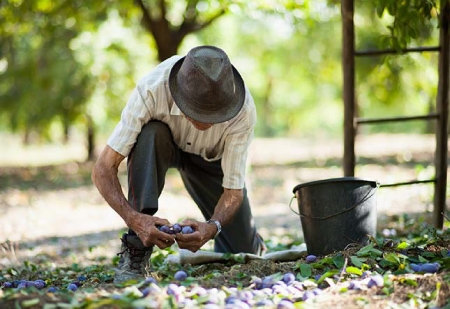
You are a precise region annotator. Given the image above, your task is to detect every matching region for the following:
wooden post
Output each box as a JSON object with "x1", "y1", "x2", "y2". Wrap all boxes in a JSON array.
[
  {"x1": 434, "y1": 0, "x2": 450, "y2": 228},
  {"x1": 342, "y1": 0, "x2": 356, "y2": 176}
]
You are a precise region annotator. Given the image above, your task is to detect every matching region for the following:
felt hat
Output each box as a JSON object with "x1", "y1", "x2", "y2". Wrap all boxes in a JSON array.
[{"x1": 169, "y1": 45, "x2": 245, "y2": 123}]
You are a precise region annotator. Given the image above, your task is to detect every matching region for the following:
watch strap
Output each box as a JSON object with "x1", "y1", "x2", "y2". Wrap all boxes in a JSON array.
[{"x1": 206, "y1": 219, "x2": 222, "y2": 238}]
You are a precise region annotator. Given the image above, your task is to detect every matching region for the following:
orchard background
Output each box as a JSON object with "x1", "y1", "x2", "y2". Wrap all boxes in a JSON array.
[{"x1": 1, "y1": 0, "x2": 450, "y2": 308}]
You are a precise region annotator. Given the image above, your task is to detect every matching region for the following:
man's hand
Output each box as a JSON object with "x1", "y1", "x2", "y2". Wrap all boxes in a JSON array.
[
  {"x1": 92, "y1": 146, "x2": 177, "y2": 250},
  {"x1": 130, "y1": 213, "x2": 176, "y2": 249},
  {"x1": 174, "y1": 219, "x2": 217, "y2": 252}
]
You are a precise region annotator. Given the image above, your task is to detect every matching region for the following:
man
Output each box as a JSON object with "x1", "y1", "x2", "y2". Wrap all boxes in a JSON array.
[{"x1": 92, "y1": 45, "x2": 263, "y2": 284}]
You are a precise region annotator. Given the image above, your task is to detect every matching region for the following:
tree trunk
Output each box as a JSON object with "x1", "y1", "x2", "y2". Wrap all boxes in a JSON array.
[{"x1": 86, "y1": 114, "x2": 95, "y2": 161}]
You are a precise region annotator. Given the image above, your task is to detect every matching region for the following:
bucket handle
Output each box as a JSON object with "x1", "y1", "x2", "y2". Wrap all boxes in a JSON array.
[
  {"x1": 289, "y1": 196, "x2": 300, "y2": 215},
  {"x1": 289, "y1": 185, "x2": 378, "y2": 221}
]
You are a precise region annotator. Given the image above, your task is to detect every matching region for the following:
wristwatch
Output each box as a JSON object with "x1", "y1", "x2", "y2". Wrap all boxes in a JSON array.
[{"x1": 206, "y1": 219, "x2": 222, "y2": 239}]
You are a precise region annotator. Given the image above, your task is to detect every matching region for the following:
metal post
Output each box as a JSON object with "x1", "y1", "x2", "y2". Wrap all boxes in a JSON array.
[
  {"x1": 342, "y1": 0, "x2": 356, "y2": 176},
  {"x1": 434, "y1": 0, "x2": 450, "y2": 228}
]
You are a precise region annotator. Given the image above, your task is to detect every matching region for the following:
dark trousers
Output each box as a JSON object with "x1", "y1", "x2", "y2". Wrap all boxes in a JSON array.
[{"x1": 127, "y1": 121, "x2": 260, "y2": 254}]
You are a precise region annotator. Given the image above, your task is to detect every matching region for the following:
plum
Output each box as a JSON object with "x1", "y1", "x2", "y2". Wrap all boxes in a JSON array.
[
  {"x1": 410, "y1": 262, "x2": 440, "y2": 273},
  {"x1": 348, "y1": 280, "x2": 362, "y2": 290},
  {"x1": 172, "y1": 223, "x2": 182, "y2": 233},
  {"x1": 34, "y1": 280, "x2": 46, "y2": 290},
  {"x1": 2, "y1": 282, "x2": 13, "y2": 288},
  {"x1": 277, "y1": 299, "x2": 295, "y2": 309},
  {"x1": 159, "y1": 225, "x2": 171, "y2": 233},
  {"x1": 251, "y1": 277, "x2": 263, "y2": 289},
  {"x1": 67, "y1": 283, "x2": 78, "y2": 291},
  {"x1": 410, "y1": 263, "x2": 421, "y2": 272},
  {"x1": 261, "y1": 276, "x2": 274, "y2": 289},
  {"x1": 145, "y1": 277, "x2": 158, "y2": 284},
  {"x1": 367, "y1": 274, "x2": 384, "y2": 288},
  {"x1": 302, "y1": 290, "x2": 315, "y2": 301},
  {"x1": 305, "y1": 255, "x2": 317, "y2": 263},
  {"x1": 420, "y1": 263, "x2": 440, "y2": 273},
  {"x1": 282, "y1": 272, "x2": 295, "y2": 284},
  {"x1": 174, "y1": 270, "x2": 188, "y2": 281},
  {"x1": 47, "y1": 286, "x2": 58, "y2": 293},
  {"x1": 142, "y1": 285, "x2": 160, "y2": 297},
  {"x1": 181, "y1": 226, "x2": 194, "y2": 234},
  {"x1": 256, "y1": 299, "x2": 274, "y2": 306},
  {"x1": 167, "y1": 283, "x2": 182, "y2": 296},
  {"x1": 77, "y1": 275, "x2": 87, "y2": 282},
  {"x1": 361, "y1": 271, "x2": 372, "y2": 279}
]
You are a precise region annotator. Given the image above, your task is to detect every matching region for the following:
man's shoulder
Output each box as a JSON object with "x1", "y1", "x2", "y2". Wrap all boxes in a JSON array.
[{"x1": 136, "y1": 55, "x2": 183, "y2": 90}]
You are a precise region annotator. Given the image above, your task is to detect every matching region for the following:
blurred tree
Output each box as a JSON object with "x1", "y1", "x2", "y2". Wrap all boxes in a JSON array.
[
  {"x1": 130, "y1": 0, "x2": 228, "y2": 61},
  {"x1": 0, "y1": 0, "x2": 444, "y2": 164},
  {"x1": 0, "y1": 0, "x2": 111, "y2": 159}
]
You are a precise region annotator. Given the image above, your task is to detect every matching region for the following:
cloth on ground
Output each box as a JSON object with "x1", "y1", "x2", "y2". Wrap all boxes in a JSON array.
[{"x1": 165, "y1": 244, "x2": 307, "y2": 265}]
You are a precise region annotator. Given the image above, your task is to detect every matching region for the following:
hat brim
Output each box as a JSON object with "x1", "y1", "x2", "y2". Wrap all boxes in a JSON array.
[{"x1": 169, "y1": 56, "x2": 246, "y2": 124}]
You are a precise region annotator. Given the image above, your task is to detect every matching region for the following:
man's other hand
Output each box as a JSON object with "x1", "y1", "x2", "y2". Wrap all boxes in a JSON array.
[{"x1": 175, "y1": 219, "x2": 217, "y2": 252}]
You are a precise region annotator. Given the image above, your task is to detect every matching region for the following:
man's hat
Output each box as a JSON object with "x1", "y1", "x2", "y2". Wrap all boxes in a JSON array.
[{"x1": 169, "y1": 45, "x2": 245, "y2": 124}]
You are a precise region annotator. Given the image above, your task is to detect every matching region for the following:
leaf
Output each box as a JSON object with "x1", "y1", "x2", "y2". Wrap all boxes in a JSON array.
[
  {"x1": 316, "y1": 269, "x2": 339, "y2": 284},
  {"x1": 333, "y1": 254, "x2": 345, "y2": 269},
  {"x1": 346, "y1": 266, "x2": 363, "y2": 276},
  {"x1": 350, "y1": 256, "x2": 365, "y2": 268},
  {"x1": 418, "y1": 255, "x2": 429, "y2": 263},
  {"x1": 21, "y1": 298, "x2": 40, "y2": 307},
  {"x1": 318, "y1": 256, "x2": 335, "y2": 266},
  {"x1": 299, "y1": 263, "x2": 312, "y2": 278},
  {"x1": 376, "y1": 4, "x2": 385, "y2": 18},
  {"x1": 399, "y1": 278, "x2": 419, "y2": 287},
  {"x1": 357, "y1": 243, "x2": 383, "y2": 258},
  {"x1": 383, "y1": 252, "x2": 400, "y2": 265},
  {"x1": 396, "y1": 241, "x2": 410, "y2": 250}
]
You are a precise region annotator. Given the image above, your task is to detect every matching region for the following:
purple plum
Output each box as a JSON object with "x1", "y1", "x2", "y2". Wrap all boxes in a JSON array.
[
  {"x1": 282, "y1": 272, "x2": 296, "y2": 284},
  {"x1": 159, "y1": 225, "x2": 171, "y2": 233},
  {"x1": 145, "y1": 277, "x2": 158, "y2": 284},
  {"x1": 172, "y1": 223, "x2": 182, "y2": 233},
  {"x1": 302, "y1": 290, "x2": 315, "y2": 301},
  {"x1": 2, "y1": 282, "x2": 13, "y2": 288},
  {"x1": 34, "y1": 280, "x2": 46, "y2": 289},
  {"x1": 305, "y1": 255, "x2": 317, "y2": 263},
  {"x1": 367, "y1": 274, "x2": 384, "y2": 288},
  {"x1": 67, "y1": 283, "x2": 78, "y2": 291},
  {"x1": 174, "y1": 270, "x2": 188, "y2": 281},
  {"x1": 420, "y1": 263, "x2": 440, "y2": 273},
  {"x1": 181, "y1": 226, "x2": 194, "y2": 234}
]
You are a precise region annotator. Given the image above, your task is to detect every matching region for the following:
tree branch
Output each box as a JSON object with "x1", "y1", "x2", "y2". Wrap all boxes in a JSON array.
[
  {"x1": 178, "y1": 8, "x2": 226, "y2": 37},
  {"x1": 135, "y1": 0, "x2": 155, "y2": 33}
]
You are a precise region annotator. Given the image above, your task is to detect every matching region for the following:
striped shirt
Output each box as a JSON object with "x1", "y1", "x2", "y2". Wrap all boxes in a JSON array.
[{"x1": 107, "y1": 55, "x2": 257, "y2": 189}]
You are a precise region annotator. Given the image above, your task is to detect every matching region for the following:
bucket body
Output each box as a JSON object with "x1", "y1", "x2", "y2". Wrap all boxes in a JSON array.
[{"x1": 293, "y1": 177, "x2": 378, "y2": 256}]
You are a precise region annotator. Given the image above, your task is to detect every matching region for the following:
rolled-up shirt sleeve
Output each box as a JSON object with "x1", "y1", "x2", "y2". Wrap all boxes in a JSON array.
[{"x1": 221, "y1": 96, "x2": 257, "y2": 189}]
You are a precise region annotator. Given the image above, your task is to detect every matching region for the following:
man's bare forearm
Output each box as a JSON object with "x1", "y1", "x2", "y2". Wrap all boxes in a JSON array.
[
  {"x1": 91, "y1": 146, "x2": 138, "y2": 226},
  {"x1": 210, "y1": 188, "x2": 243, "y2": 226}
]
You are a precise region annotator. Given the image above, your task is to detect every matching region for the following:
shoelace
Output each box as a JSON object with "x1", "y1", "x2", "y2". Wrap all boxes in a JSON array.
[{"x1": 117, "y1": 238, "x2": 148, "y2": 270}]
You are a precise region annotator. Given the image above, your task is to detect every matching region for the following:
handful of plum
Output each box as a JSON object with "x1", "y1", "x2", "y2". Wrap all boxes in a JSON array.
[{"x1": 158, "y1": 223, "x2": 194, "y2": 235}]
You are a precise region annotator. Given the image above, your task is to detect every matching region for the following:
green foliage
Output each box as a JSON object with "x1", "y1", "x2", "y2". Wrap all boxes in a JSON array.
[
  {"x1": 0, "y1": 0, "x2": 445, "y2": 144},
  {"x1": 374, "y1": 0, "x2": 438, "y2": 50},
  {"x1": 0, "y1": 0, "x2": 111, "y2": 140}
]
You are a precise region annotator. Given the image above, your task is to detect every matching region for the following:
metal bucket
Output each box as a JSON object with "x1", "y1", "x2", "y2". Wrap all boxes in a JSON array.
[{"x1": 292, "y1": 177, "x2": 379, "y2": 256}]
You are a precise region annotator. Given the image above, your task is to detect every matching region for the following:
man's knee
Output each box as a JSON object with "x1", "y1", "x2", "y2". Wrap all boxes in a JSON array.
[{"x1": 139, "y1": 121, "x2": 172, "y2": 141}]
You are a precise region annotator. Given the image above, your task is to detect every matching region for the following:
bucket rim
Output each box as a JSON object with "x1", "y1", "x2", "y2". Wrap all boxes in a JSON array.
[{"x1": 292, "y1": 176, "x2": 379, "y2": 194}]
